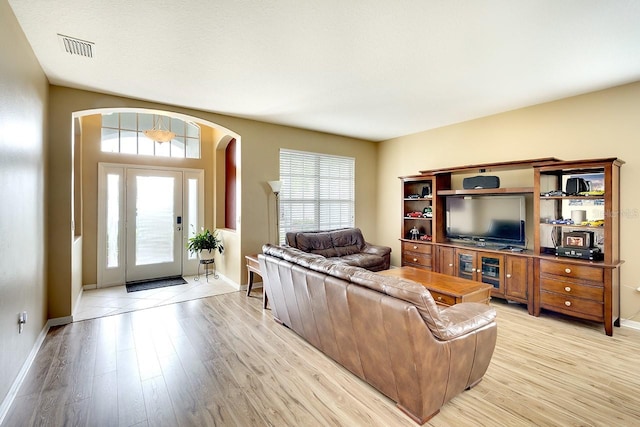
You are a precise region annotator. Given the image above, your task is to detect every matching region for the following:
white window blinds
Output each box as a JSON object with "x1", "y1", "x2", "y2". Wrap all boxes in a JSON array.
[{"x1": 279, "y1": 149, "x2": 355, "y2": 244}]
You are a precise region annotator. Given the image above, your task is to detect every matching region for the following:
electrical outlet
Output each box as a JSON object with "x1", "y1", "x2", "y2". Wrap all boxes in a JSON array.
[{"x1": 18, "y1": 311, "x2": 27, "y2": 334}]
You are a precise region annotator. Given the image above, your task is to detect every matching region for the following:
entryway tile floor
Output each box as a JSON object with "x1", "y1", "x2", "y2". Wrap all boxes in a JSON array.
[{"x1": 73, "y1": 275, "x2": 239, "y2": 321}]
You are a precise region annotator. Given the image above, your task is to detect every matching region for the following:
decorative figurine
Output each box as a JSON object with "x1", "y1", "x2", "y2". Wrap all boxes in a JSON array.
[{"x1": 410, "y1": 226, "x2": 420, "y2": 240}]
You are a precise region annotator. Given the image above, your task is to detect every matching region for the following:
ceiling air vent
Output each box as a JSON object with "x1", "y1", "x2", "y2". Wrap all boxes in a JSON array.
[{"x1": 57, "y1": 34, "x2": 95, "y2": 58}]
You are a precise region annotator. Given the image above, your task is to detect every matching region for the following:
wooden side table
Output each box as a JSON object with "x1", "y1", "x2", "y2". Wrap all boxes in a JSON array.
[{"x1": 245, "y1": 254, "x2": 267, "y2": 308}]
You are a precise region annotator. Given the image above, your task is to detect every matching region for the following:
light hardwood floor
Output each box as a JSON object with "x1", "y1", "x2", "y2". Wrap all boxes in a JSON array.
[{"x1": 4, "y1": 293, "x2": 640, "y2": 426}]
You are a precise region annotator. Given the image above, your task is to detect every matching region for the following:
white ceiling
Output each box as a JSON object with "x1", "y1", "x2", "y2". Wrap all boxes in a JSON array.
[{"x1": 8, "y1": 0, "x2": 640, "y2": 141}]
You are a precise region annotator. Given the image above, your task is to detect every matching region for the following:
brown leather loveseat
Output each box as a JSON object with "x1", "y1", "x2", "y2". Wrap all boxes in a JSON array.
[
  {"x1": 260, "y1": 244, "x2": 497, "y2": 424},
  {"x1": 285, "y1": 227, "x2": 391, "y2": 271}
]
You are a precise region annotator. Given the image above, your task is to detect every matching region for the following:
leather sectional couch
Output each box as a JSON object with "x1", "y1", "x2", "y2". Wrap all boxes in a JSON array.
[
  {"x1": 285, "y1": 227, "x2": 391, "y2": 271},
  {"x1": 259, "y1": 244, "x2": 498, "y2": 424}
]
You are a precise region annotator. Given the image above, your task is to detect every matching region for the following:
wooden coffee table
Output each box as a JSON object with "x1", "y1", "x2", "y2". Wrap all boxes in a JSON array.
[{"x1": 378, "y1": 266, "x2": 492, "y2": 306}]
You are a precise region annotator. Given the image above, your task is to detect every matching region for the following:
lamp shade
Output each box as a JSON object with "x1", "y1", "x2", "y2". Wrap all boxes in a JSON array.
[{"x1": 268, "y1": 180, "x2": 282, "y2": 193}]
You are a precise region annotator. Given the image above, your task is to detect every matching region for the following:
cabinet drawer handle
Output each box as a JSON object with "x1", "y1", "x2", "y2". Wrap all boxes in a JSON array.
[
  {"x1": 564, "y1": 286, "x2": 571, "y2": 292},
  {"x1": 472, "y1": 268, "x2": 476, "y2": 272},
  {"x1": 437, "y1": 296, "x2": 442, "y2": 301},
  {"x1": 413, "y1": 245, "x2": 418, "y2": 249},
  {"x1": 448, "y1": 263, "x2": 453, "y2": 267},
  {"x1": 413, "y1": 258, "x2": 418, "y2": 262},
  {"x1": 565, "y1": 268, "x2": 572, "y2": 274},
  {"x1": 565, "y1": 301, "x2": 571, "y2": 307},
  {"x1": 506, "y1": 274, "x2": 512, "y2": 278}
]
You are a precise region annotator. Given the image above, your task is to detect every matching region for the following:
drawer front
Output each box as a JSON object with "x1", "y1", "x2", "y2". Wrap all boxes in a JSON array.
[
  {"x1": 429, "y1": 290, "x2": 456, "y2": 306},
  {"x1": 540, "y1": 291, "x2": 603, "y2": 320},
  {"x1": 540, "y1": 260, "x2": 604, "y2": 283},
  {"x1": 246, "y1": 257, "x2": 260, "y2": 271},
  {"x1": 402, "y1": 241, "x2": 432, "y2": 255},
  {"x1": 402, "y1": 252, "x2": 432, "y2": 268},
  {"x1": 539, "y1": 277, "x2": 603, "y2": 301}
]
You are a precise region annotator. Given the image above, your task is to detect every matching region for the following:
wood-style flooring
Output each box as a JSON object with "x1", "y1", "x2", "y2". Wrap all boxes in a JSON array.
[{"x1": 3, "y1": 292, "x2": 640, "y2": 426}]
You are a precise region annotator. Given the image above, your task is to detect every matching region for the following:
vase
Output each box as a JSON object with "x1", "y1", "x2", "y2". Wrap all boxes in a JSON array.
[{"x1": 199, "y1": 250, "x2": 215, "y2": 261}]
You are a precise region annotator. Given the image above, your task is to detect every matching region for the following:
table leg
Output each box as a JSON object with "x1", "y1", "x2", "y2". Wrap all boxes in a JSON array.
[{"x1": 246, "y1": 271, "x2": 254, "y2": 296}]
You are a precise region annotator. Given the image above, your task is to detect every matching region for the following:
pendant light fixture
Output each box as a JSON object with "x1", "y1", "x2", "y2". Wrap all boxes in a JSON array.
[{"x1": 143, "y1": 115, "x2": 176, "y2": 143}]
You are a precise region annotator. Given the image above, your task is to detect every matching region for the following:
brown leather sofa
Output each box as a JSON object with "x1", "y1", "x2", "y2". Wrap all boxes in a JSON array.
[
  {"x1": 285, "y1": 227, "x2": 391, "y2": 271},
  {"x1": 260, "y1": 244, "x2": 497, "y2": 424}
]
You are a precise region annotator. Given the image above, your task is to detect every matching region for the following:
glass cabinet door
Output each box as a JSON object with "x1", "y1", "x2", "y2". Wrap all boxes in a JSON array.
[
  {"x1": 457, "y1": 253, "x2": 474, "y2": 280},
  {"x1": 480, "y1": 256, "x2": 501, "y2": 289}
]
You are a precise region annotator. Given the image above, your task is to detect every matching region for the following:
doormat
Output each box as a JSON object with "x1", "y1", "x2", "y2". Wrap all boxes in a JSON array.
[{"x1": 125, "y1": 276, "x2": 187, "y2": 293}]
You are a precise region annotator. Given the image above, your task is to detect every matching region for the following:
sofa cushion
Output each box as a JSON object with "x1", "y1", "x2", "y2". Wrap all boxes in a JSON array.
[
  {"x1": 329, "y1": 253, "x2": 383, "y2": 270},
  {"x1": 295, "y1": 231, "x2": 339, "y2": 257},
  {"x1": 330, "y1": 228, "x2": 366, "y2": 255}
]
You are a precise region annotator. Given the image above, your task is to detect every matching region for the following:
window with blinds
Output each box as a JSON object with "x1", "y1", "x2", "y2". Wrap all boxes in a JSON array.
[{"x1": 279, "y1": 149, "x2": 355, "y2": 244}]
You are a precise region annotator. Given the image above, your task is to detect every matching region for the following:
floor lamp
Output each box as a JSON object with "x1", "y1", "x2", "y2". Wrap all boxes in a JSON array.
[{"x1": 268, "y1": 180, "x2": 282, "y2": 245}]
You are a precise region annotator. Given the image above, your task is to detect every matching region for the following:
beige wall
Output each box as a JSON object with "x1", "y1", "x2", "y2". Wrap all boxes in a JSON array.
[
  {"x1": 377, "y1": 81, "x2": 640, "y2": 320},
  {"x1": 0, "y1": 0, "x2": 49, "y2": 407},
  {"x1": 47, "y1": 86, "x2": 378, "y2": 318}
]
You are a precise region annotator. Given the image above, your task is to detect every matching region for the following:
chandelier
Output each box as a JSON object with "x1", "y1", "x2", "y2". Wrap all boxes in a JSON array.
[{"x1": 143, "y1": 115, "x2": 175, "y2": 143}]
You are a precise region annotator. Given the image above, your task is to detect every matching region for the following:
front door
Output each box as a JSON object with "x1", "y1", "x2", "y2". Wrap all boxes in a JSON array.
[
  {"x1": 124, "y1": 169, "x2": 183, "y2": 282},
  {"x1": 98, "y1": 164, "x2": 204, "y2": 288}
]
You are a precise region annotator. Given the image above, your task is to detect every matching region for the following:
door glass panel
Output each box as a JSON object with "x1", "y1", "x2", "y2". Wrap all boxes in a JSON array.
[
  {"x1": 135, "y1": 176, "x2": 175, "y2": 265},
  {"x1": 188, "y1": 178, "x2": 198, "y2": 260},
  {"x1": 106, "y1": 174, "x2": 120, "y2": 268}
]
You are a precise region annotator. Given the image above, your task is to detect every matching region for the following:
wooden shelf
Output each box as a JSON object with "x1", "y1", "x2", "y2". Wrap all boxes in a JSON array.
[
  {"x1": 419, "y1": 157, "x2": 560, "y2": 175},
  {"x1": 539, "y1": 195, "x2": 605, "y2": 200},
  {"x1": 438, "y1": 187, "x2": 534, "y2": 196}
]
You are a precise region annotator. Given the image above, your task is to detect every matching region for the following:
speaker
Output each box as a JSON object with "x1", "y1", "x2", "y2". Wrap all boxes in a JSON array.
[
  {"x1": 463, "y1": 175, "x2": 500, "y2": 189},
  {"x1": 566, "y1": 177, "x2": 589, "y2": 195}
]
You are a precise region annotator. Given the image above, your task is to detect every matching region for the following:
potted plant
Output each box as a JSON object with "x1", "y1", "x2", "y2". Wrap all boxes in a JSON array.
[{"x1": 187, "y1": 228, "x2": 224, "y2": 260}]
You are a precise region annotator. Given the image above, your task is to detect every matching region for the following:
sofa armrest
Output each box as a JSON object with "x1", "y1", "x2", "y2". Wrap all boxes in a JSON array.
[
  {"x1": 427, "y1": 303, "x2": 496, "y2": 341},
  {"x1": 361, "y1": 242, "x2": 391, "y2": 257}
]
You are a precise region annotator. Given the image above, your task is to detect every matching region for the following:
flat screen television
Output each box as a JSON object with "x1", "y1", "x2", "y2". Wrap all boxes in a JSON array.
[{"x1": 445, "y1": 195, "x2": 526, "y2": 247}]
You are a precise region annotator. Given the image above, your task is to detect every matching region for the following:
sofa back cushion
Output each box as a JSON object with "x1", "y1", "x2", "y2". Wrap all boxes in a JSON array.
[
  {"x1": 289, "y1": 228, "x2": 366, "y2": 257},
  {"x1": 330, "y1": 228, "x2": 366, "y2": 255}
]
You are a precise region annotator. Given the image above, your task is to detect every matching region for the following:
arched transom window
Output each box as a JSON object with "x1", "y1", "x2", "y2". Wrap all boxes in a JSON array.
[{"x1": 101, "y1": 112, "x2": 201, "y2": 159}]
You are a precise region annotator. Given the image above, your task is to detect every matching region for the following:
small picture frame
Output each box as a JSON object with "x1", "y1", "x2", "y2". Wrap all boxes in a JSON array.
[{"x1": 563, "y1": 231, "x2": 593, "y2": 249}]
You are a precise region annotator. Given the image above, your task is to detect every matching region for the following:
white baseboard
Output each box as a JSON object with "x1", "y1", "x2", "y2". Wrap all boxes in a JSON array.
[
  {"x1": 0, "y1": 321, "x2": 50, "y2": 425},
  {"x1": 48, "y1": 316, "x2": 73, "y2": 327},
  {"x1": 214, "y1": 272, "x2": 241, "y2": 290},
  {"x1": 621, "y1": 318, "x2": 640, "y2": 331},
  {"x1": 240, "y1": 281, "x2": 264, "y2": 291}
]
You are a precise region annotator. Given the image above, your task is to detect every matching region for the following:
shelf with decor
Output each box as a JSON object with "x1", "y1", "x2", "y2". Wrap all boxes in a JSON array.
[{"x1": 533, "y1": 158, "x2": 623, "y2": 336}]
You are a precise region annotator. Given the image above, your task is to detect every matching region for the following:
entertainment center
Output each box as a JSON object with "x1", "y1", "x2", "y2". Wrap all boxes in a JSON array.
[{"x1": 400, "y1": 157, "x2": 623, "y2": 335}]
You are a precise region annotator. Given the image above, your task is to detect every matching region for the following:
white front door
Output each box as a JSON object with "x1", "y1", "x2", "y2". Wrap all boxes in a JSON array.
[
  {"x1": 125, "y1": 169, "x2": 183, "y2": 282},
  {"x1": 97, "y1": 164, "x2": 204, "y2": 287}
]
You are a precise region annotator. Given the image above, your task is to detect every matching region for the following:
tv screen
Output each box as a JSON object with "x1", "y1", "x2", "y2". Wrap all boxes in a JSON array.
[{"x1": 445, "y1": 195, "x2": 526, "y2": 246}]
